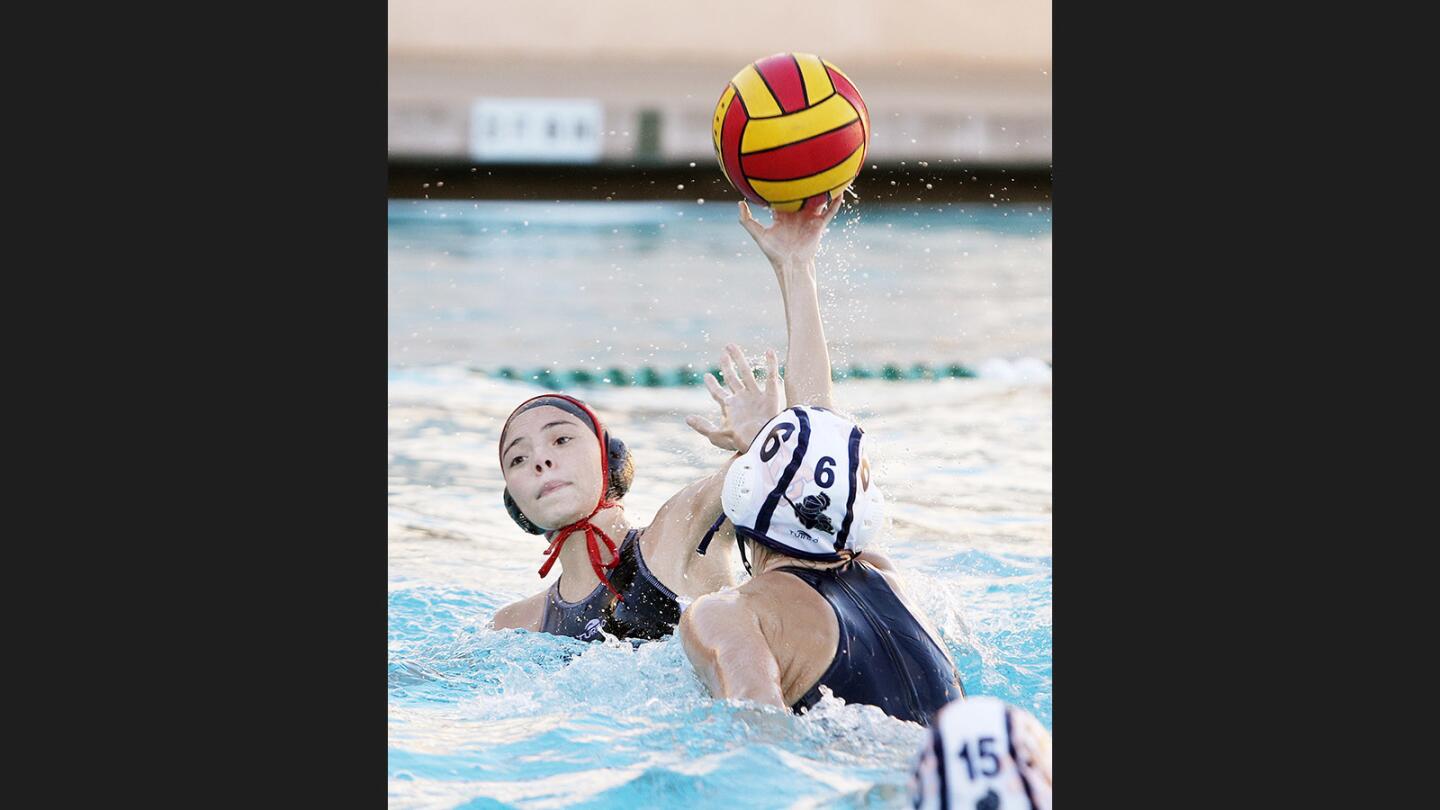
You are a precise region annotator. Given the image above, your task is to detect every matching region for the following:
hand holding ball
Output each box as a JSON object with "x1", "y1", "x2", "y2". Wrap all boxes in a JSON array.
[{"x1": 713, "y1": 53, "x2": 870, "y2": 212}]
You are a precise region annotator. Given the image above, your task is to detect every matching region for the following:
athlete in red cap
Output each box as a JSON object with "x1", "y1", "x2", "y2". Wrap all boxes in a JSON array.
[{"x1": 490, "y1": 199, "x2": 846, "y2": 642}]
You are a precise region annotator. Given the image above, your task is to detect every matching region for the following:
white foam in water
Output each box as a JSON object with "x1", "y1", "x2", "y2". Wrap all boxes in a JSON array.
[
  {"x1": 389, "y1": 200, "x2": 1051, "y2": 808},
  {"x1": 975, "y1": 356, "x2": 1053, "y2": 384}
]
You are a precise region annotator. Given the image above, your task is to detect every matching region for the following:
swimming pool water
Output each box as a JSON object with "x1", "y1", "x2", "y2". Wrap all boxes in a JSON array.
[
  {"x1": 389, "y1": 199, "x2": 1050, "y2": 371},
  {"x1": 389, "y1": 201, "x2": 1051, "y2": 809}
]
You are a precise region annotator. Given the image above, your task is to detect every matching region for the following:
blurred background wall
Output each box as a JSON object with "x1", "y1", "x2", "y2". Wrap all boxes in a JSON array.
[{"x1": 389, "y1": 0, "x2": 1050, "y2": 199}]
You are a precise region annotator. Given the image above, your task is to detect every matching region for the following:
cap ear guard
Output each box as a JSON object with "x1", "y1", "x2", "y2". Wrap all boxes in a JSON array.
[
  {"x1": 503, "y1": 488, "x2": 548, "y2": 535},
  {"x1": 721, "y1": 455, "x2": 757, "y2": 519},
  {"x1": 606, "y1": 434, "x2": 634, "y2": 500},
  {"x1": 851, "y1": 468, "x2": 885, "y2": 549}
]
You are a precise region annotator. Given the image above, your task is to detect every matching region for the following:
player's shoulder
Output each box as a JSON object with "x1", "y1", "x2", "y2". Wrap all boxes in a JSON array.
[
  {"x1": 678, "y1": 586, "x2": 756, "y2": 648},
  {"x1": 683, "y1": 580, "x2": 760, "y2": 620},
  {"x1": 747, "y1": 566, "x2": 820, "y2": 597},
  {"x1": 741, "y1": 566, "x2": 839, "y2": 627},
  {"x1": 491, "y1": 590, "x2": 547, "y2": 631}
]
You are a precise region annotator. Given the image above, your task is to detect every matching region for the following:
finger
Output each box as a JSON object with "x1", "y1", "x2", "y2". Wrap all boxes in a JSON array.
[
  {"x1": 765, "y1": 348, "x2": 780, "y2": 391},
  {"x1": 822, "y1": 194, "x2": 845, "y2": 225},
  {"x1": 725, "y1": 344, "x2": 755, "y2": 390},
  {"x1": 719, "y1": 353, "x2": 742, "y2": 395},
  {"x1": 687, "y1": 415, "x2": 734, "y2": 451},
  {"x1": 738, "y1": 201, "x2": 765, "y2": 238},
  {"x1": 703, "y1": 373, "x2": 730, "y2": 407},
  {"x1": 686, "y1": 414, "x2": 722, "y2": 439}
]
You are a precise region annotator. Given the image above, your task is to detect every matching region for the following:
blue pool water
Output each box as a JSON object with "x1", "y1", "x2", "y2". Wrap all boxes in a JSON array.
[{"x1": 389, "y1": 200, "x2": 1051, "y2": 808}]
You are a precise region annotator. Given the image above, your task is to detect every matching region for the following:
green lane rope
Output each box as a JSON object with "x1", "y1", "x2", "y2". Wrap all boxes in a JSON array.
[{"x1": 485, "y1": 362, "x2": 1022, "y2": 388}]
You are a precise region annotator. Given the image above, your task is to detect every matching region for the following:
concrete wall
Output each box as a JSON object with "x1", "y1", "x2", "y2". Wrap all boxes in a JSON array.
[
  {"x1": 389, "y1": 0, "x2": 1051, "y2": 167},
  {"x1": 389, "y1": 0, "x2": 1050, "y2": 67}
]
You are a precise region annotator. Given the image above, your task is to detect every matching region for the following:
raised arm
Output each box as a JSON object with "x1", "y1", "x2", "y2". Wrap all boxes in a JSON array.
[
  {"x1": 639, "y1": 344, "x2": 785, "y2": 589},
  {"x1": 738, "y1": 199, "x2": 845, "y2": 410}
]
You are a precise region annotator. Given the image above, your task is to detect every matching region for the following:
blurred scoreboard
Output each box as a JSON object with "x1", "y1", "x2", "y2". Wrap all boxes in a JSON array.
[{"x1": 467, "y1": 99, "x2": 604, "y2": 163}]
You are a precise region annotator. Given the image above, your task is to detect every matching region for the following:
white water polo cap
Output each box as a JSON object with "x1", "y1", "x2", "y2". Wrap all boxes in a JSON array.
[
  {"x1": 910, "y1": 697, "x2": 1053, "y2": 810},
  {"x1": 722, "y1": 406, "x2": 884, "y2": 561}
]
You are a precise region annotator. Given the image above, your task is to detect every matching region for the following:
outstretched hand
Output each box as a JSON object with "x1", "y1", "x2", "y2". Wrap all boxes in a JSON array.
[
  {"x1": 738, "y1": 196, "x2": 845, "y2": 270},
  {"x1": 686, "y1": 343, "x2": 785, "y2": 453}
]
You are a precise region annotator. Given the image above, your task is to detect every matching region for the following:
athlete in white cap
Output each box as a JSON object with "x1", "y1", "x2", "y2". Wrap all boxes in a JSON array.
[
  {"x1": 910, "y1": 697, "x2": 1052, "y2": 810},
  {"x1": 677, "y1": 200, "x2": 965, "y2": 725}
]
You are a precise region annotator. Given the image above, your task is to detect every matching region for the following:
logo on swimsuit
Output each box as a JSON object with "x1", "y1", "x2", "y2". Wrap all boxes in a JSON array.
[
  {"x1": 788, "y1": 528, "x2": 817, "y2": 543},
  {"x1": 791, "y1": 492, "x2": 835, "y2": 534},
  {"x1": 580, "y1": 617, "x2": 603, "y2": 640}
]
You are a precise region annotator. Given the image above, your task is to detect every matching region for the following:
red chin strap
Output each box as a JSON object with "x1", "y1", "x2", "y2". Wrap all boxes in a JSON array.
[
  {"x1": 537, "y1": 497, "x2": 624, "y2": 601},
  {"x1": 503, "y1": 393, "x2": 625, "y2": 601}
]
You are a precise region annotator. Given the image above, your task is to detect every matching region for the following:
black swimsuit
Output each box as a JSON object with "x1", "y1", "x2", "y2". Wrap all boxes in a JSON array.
[
  {"x1": 539, "y1": 528, "x2": 682, "y2": 642},
  {"x1": 783, "y1": 559, "x2": 964, "y2": 726}
]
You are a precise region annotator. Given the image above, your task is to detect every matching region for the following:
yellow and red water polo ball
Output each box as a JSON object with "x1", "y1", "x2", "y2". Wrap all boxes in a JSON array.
[{"x1": 713, "y1": 53, "x2": 870, "y2": 212}]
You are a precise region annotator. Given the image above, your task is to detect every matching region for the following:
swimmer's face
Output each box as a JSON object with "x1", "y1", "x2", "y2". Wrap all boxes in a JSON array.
[{"x1": 500, "y1": 405, "x2": 605, "y2": 530}]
